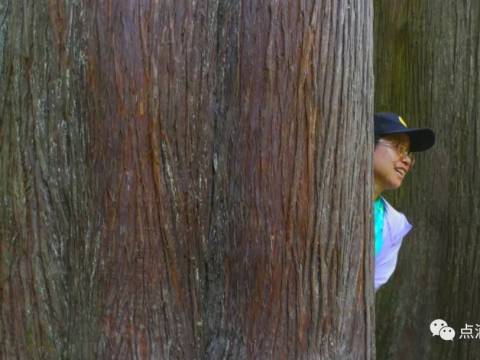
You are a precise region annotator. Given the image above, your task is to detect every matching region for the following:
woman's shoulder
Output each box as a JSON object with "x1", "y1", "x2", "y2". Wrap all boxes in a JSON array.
[{"x1": 381, "y1": 197, "x2": 413, "y2": 240}]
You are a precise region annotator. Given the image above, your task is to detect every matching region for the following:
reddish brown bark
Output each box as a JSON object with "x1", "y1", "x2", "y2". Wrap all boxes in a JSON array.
[{"x1": 0, "y1": 1, "x2": 374, "y2": 358}]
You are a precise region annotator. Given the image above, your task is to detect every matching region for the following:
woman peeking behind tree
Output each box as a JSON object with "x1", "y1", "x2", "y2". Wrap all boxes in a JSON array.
[{"x1": 373, "y1": 113, "x2": 435, "y2": 291}]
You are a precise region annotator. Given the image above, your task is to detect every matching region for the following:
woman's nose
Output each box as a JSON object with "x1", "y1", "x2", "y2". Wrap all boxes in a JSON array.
[{"x1": 402, "y1": 155, "x2": 414, "y2": 169}]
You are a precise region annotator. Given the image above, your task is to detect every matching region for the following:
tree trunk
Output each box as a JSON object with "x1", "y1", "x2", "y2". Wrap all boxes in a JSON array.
[
  {"x1": 375, "y1": 1, "x2": 480, "y2": 359},
  {"x1": 1, "y1": 1, "x2": 374, "y2": 358}
]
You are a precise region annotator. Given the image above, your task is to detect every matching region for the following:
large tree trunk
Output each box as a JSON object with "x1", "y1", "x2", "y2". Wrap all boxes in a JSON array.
[
  {"x1": 1, "y1": 1, "x2": 374, "y2": 358},
  {"x1": 375, "y1": 1, "x2": 480, "y2": 359}
]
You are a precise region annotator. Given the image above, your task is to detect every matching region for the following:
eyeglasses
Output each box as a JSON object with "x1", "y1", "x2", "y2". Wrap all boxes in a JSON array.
[{"x1": 377, "y1": 139, "x2": 415, "y2": 166}]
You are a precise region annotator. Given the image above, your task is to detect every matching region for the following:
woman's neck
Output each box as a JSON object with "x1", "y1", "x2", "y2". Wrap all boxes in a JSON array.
[{"x1": 373, "y1": 183, "x2": 383, "y2": 200}]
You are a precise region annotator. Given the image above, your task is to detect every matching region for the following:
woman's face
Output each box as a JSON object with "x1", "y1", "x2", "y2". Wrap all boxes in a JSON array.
[{"x1": 373, "y1": 133, "x2": 413, "y2": 193}]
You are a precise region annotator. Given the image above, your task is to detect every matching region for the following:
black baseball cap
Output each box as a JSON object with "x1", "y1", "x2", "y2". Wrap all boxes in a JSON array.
[{"x1": 374, "y1": 112, "x2": 435, "y2": 152}]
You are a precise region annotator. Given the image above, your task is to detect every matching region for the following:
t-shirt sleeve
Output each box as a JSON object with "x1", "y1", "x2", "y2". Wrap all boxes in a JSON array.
[{"x1": 374, "y1": 207, "x2": 412, "y2": 291}]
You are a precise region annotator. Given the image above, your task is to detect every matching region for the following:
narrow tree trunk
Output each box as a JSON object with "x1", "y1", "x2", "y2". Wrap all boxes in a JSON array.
[
  {"x1": 375, "y1": 1, "x2": 480, "y2": 359},
  {"x1": 1, "y1": 1, "x2": 374, "y2": 358}
]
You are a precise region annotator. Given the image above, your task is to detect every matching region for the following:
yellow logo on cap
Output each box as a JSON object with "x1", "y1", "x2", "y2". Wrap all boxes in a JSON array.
[{"x1": 398, "y1": 116, "x2": 408, "y2": 127}]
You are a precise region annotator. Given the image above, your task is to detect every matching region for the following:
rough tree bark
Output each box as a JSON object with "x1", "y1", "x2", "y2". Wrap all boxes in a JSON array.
[
  {"x1": 375, "y1": 1, "x2": 480, "y2": 359},
  {"x1": 1, "y1": 1, "x2": 374, "y2": 359}
]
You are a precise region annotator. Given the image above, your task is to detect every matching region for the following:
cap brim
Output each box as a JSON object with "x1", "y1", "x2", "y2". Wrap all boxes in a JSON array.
[{"x1": 381, "y1": 128, "x2": 435, "y2": 152}]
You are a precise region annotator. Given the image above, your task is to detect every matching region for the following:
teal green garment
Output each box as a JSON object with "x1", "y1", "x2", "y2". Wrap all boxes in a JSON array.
[{"x1": 374, "y1": 198, "x2": 385, "y2": 256}]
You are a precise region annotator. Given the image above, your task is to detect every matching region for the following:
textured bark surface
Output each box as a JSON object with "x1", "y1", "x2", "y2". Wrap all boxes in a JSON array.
[
  {"x1": 375, "y1": 1, "x2": 480, "y2": 359},
  {"x1": 1, "y1": 1, "x2": 374, "y2": 359}
]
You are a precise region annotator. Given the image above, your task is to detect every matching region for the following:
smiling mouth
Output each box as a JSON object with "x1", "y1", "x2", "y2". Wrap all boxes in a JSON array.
[{"x1": 395, "y1": 168, "x2": 406, "y2": 177}]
